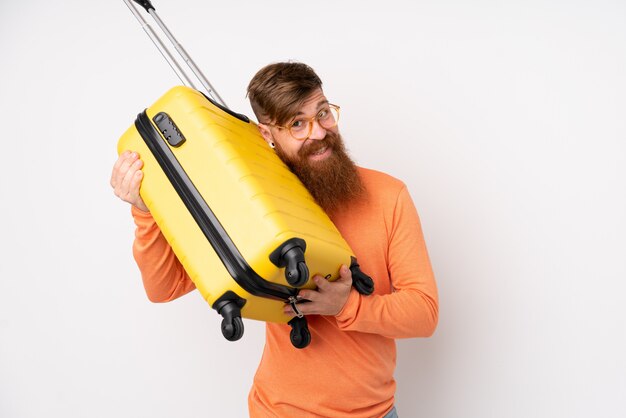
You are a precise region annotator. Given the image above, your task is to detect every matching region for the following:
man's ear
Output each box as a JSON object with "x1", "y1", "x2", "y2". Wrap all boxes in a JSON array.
[{"x1": 257, "y1": 124, "x2": 274, "y2": 146}]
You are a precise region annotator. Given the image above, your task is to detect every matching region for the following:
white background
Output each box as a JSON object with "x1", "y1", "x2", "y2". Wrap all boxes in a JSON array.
[{"x1": 1, "y1": 0, "x2": 625, "y2": 417}]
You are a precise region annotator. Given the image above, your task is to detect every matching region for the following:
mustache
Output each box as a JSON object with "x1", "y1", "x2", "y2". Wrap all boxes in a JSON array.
[{"x1": 297, "y1": 131, "x2": 340, "y2": 158}]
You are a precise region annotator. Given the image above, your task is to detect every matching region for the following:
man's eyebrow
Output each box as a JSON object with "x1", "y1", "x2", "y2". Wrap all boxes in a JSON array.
[
  {"x1": 293, "y1": 100, "x2": 330, "y2": 117},
  {"x1": 317, "y1": 99, "x2": 330, "y2": 107}
]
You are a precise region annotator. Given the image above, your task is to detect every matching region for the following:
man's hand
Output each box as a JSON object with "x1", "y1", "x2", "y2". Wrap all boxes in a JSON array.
[
  {"x1": 284, "y1": 265, "x2": 353, "y2": 317},
  {"x1": 111, "y1": 151, "x2": 149, "y2": 212}
]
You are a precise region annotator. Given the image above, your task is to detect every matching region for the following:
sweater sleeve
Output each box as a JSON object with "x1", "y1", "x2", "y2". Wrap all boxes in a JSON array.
[
  {"x1": 335, "y1": 186, "x2": 439, "y2": 338},
  {"x1": 131, "y1": 206, "x2": 196, "y2": 302}
]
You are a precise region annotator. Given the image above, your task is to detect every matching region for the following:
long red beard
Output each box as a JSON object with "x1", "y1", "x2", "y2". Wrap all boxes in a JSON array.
[{"x1": 274, "y1": 131, "x2": 365, "y2": 213}]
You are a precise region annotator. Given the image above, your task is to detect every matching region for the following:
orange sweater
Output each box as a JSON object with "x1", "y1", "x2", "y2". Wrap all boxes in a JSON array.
[{"x1": 131, "y1": 167, "x2": 438, "y2": 418}]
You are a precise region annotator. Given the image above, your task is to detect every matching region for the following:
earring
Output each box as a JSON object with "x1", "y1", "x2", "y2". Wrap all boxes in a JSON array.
[{"x1": 269, "y1": 142, "x2": 275, "y2": 149}]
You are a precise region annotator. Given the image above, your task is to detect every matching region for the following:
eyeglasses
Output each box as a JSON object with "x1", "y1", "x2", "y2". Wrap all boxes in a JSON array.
[{"x1": 261, "y1": 104, "x2": 340, "y2": 141}]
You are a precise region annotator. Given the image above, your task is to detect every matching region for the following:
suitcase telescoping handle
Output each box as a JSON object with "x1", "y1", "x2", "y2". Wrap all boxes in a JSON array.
[{"x1": 122, "y1": 0, "x2": 228, "y2": 108}]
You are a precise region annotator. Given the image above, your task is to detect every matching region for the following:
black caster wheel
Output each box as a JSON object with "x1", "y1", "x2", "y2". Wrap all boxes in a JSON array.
[
  {"x1": 350, "y1": 257, "x2": 374, "y2": 295},
  {"x1": 221, "y1": 316, "x2": 244, "y2": 341},
  {"x1": 290, "y1": 324, "x2": 311, "y2": 349},
  {"x1": 269, "y1": 238, "x2": 309, "y2": 287},
  {"x1": 288, "y1": 317, "x2": 311, "y2": 349},
  {"x1": 287, "y1": 261, "x2": 309, "y2": 287},
  {"x1": 353, "y1": 274, "x2": 374, "y2": 295}
]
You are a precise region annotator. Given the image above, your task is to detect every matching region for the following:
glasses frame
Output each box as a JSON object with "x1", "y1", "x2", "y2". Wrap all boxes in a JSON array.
[{"x1": 260, "y1": 104, "x2": 341, "y2": 141}]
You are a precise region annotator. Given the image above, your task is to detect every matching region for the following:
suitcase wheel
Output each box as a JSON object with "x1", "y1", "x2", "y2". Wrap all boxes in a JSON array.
[
  {"x1": 288, "y1": 316, "x2": 311, "y2": 349},
  {"x1": 221, "y1": 316, "x2": 244, "y2": 342},
  {"x1": 269, "y1": 238, "x2": 309, "y2": 287},
  {"x1": 350, "y1": 257, "x2": 375, "y2": 295},
  {"x1": 213, "y1": 292, "x2": 246, "y2": 342},
  {"x1": 286, "y1": 261, "x2": 309, "y2": 288}
]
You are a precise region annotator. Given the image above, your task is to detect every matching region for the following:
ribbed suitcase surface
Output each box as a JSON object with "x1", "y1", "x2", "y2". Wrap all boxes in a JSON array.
[{"x1": 118, "y1": 86, "x2": 355, "y2": 324}]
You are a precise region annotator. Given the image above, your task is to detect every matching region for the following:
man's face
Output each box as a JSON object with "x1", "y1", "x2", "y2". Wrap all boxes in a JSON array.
[
  {"x1": 265, "y1": 88, "x2": 337, "y2": 163},
  {"x1": 258, "y1": 89, "x2": 365, "y2": 213}
]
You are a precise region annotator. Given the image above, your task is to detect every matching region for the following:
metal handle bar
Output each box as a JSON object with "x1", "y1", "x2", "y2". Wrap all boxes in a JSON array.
[{"x1": 122, "y1": 0, "x2": 228, "y2": 108}]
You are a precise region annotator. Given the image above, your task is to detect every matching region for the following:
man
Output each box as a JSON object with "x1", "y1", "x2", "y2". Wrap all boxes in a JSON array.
[{"x1": 111, "y1": 62, "x2": 438, "y2": 418}]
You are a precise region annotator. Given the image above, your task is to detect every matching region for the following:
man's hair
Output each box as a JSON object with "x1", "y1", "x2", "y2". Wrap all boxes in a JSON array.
[{"x1": 247, "y1": 62, "x2": 323, "y2": 126}]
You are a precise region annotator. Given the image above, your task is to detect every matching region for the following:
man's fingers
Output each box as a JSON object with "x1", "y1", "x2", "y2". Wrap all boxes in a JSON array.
[
  {"x1": 119, "y1": 158, "x2": 144, "y2": 198},
  {"x1": 111, "y1": 151, "x2": 132, "y2": 187},
  {"x1": 110, "y1": 151, "x2": 130, "y2": 187},
  {"x1": 113, "y1": 152, "x2": 139, "y2": 189},
  {"x1": 313, "y1": 275, "x2": 331, "y2": 290},
  {"x1": 128, "y1": 170, "x2": 144, "y2": 202},
  {"x1": 284, "y1": 300, "x2": 315, "y2": 316},
  {"x1": 339, "y1": 264, "x2": 351, "y2": 278},
  {"x1": 110, "y1": 152, "x2": 124, "y2": 186},
  {"x1": 128, "y1": 168, "x2": 144, "y2": 188},
  {"x1": 296, "y1": 289, "x2": 318, "y2": 302},
  {"x1": 338, "y1": 265, "x2": 353, "y2": 284},
  {"x1": 111, "y1": 151, "x2": 149, "y2": 212}
]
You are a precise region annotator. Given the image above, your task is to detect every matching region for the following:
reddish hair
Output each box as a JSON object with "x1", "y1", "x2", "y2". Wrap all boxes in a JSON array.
[{"x1": 247, "y1": 62, "x2": 323, "y2": 126}]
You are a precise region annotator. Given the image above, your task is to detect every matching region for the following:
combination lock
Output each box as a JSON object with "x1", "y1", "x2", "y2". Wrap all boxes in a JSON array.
[{"x1": 152, "y1": 112, "x2": 186, "y2": 147}]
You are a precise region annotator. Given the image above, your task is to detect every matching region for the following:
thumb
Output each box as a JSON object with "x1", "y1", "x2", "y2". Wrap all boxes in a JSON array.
[{"x1": 338, "y1": 265, "x2": 353, "y2": 283}]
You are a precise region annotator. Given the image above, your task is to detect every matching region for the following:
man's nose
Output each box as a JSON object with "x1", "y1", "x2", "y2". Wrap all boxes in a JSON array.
[{"x1": 308, "y1": 119, "x2": 327, "y2": 141}]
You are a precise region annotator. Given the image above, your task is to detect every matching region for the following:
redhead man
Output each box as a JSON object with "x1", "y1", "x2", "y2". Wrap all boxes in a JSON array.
[{"x1": 111, "y1": 62, "x2": 438, "y2": 418}]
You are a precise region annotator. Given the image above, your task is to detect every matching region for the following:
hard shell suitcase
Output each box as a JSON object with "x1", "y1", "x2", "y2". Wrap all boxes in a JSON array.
[{"x1": 118, "y1": 0, "x2": 373, "y2": 348}]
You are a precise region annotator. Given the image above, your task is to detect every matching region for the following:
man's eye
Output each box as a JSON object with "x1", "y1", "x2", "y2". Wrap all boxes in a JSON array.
[
  {"x1": 291, "y1": 120, "x2": 305, "y2": 130},
  {"x1": 317, "y1": 109, "x2": 329, "y2": 120}
]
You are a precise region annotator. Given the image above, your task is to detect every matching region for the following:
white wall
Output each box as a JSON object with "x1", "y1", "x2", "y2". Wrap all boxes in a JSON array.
[{"x1": 1, "y1": 0, "x2": 624, "y2": 417}]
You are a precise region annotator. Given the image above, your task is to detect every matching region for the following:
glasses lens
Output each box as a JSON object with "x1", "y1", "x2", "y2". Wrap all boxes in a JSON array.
[
  {"x1": 288, "y1": 106, "x2": 340, "y2": 140},
  {"x1": 319, "y1": 106, "x2": 339, "y2": 129},
  {"x1": 289, "y1": 120, "x2": 310, "y2": 140}
]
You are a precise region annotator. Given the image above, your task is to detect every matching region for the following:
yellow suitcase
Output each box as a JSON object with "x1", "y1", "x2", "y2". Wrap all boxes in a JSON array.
[
  {"x1": 118, "y1": 0, "x2": 373, "y2": 348},
  {"x1": 118, "y1": 86, "x2": 373, "y2": 348}
]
